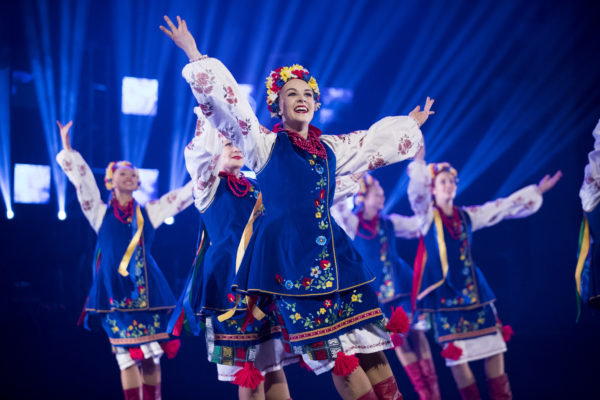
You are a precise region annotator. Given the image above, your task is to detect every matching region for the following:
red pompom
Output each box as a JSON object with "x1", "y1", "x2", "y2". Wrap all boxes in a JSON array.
[
  {"x1": 386, "y1": 306, "x2": 410, "y2": 334},
  {"x1": 298, "y1": 356, "x2": 312, "y2": 371},
  {"x1": 233, "y1": 362, "x2": 265, "y2": 390},
  {"x1": 332, "y1": 351, "x2": 360, "y2": 376},
  {"x1": 440, "y1": 342, "x2": 463, "y2": 360},
  {"x1": 501, "y1": 325, "x2": 514, "y2": 342},
  {"x1": 160, "y1": 339, "x2": 181, "y2": 359},
  {"x1": 129, "y1": 347, "x2": 144, "y2": 360},
  {"x1": 390, "y1": 333, "x2": 404, "y2": 348}
]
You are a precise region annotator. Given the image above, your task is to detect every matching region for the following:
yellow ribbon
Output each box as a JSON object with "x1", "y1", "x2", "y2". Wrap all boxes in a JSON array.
[
  {"x1": 118, "y1": 205, "x2": 144, "y2": 277},
  {"x1": 575, "y1": 217, "x2": 590, "y2": 297},
  {"x1": 218, "y1": 193, "x2": 265, "y2": 322},
  {"x1": 417, "y1": 208, "x2": 449, "y2": 300}
]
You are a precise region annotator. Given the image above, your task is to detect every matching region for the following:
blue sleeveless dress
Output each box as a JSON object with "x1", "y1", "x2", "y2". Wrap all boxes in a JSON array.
[
  {"x1": 232, "y1": 130, "x2": 386, "y2": 354},
  {"x1": 169, "y1": 177, "x2": 282, "y2": 364},
  {"x1": 85, "y1": 203, "x2": 176, "y2": 348},
  {"x1": 352, "y1": 215, "x2": 414, "y2": 320},
  {"x1": 417, "y1": 208, "x2": 498, "y2": 344},
  {"x1": 581, "y1": 207, "x2": 600, "y2": 309}
]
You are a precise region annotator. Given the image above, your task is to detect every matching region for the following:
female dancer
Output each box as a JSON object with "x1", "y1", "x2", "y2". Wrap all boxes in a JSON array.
[
  {"x1": 161, "y1": 15, "x2": 433, "y2": 399},
  {"x1": 577, "y1": 118, "x2": 600, "y2": 313},
  {"x1": 331, "y1": 168, "x2": 441, "y2": 400},
  {"x1": 168, "y1": 107, "x2": 297, "y2": 400},
  {"x1": 407, "y1": 157, "x2": 561, "y2": 399},
  {"x1": 56, "y1": 121, "x2": 194, "y2": 400}
]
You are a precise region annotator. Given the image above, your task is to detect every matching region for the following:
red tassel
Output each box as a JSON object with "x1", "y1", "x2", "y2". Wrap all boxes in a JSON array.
[
  {"x1": 390, "y1": 333, "x2": 404, "y2": 348},
  {"x1": 160, "y1": 339, "x2": 181, "y2": 359},
  {"x1": 129, "y1": 347, "x2": 144, "y2": 360},
  {"x1": 298, "y1": 356, "x2": 312, "y2": 371},
  {"x1": 232, "y1": 362, "x2": 265, "y2": 390},
  {"x1": 172, "y1": 312, "x2": 185, "y2": 337},
  {"x1": 386, "y1": 306, "x2": 410, "y2": 334},
  {"x1": 440, "y1": 342, "x2": 462, "y2": 360},
  {"x1": 501, "y1": 325, "x2": 514, "y2": 342},
  {"x1": 332, "y1": 351, "x2": 360, "y2": 376}
]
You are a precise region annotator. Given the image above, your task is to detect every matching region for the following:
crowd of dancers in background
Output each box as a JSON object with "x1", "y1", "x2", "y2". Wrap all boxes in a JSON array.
[{"x1": 53, "y1": 14, "x2": 599, "y2": 400}]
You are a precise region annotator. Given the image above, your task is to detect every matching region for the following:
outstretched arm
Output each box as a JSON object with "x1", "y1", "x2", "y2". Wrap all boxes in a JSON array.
[
  {"x1": 145, "y1": 180, "x2": 195, "y2": 229},
  {"x1": 464, "y1": 171, "x2": 562, "y2": 232},
  {"x1": 580, "y1": 119, "x2": 600, "y2": 212},
  {"x1": 55, "y1": 121, "x2": 107, "y2": 233},
  {"x1": 161, "y1": 15, "x2": 275, "y2": 172}
]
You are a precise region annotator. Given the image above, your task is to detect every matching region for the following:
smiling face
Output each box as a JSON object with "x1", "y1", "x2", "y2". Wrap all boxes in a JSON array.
[
  {"x1": 277, "y1": 79, "x2": 316, "y2": 128},
  {"x1": 111, "y1": 166, "x2": 139, "y2": 193},
  {"x1": 432, "y1": 171, "x2": 457, "y2": 205},
  {"x1": 219, "y1": 139, "x2": 244, "y2": 174},
  {"x1": 364, "y1": 181, "x2": 385, "y2": 213}
]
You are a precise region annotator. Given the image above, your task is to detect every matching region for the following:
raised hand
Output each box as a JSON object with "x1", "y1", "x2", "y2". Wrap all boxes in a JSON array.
[
  {"x1": 159, "y1": 15, "x2": 202, "y2": 61},
  {"x1": 537, "y1": 170, "x2": 563, "y2": 194},
  {"x1": 56, "y1": 120, "x2": 73, "y2": 151},
  {"x1": 409, "y1": 97, "x2": 435, "y2": 127}
]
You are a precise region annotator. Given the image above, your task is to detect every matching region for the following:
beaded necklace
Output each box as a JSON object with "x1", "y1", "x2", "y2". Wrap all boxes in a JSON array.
[
  {"x1": 219, "y1": 171, "x2": 250, "y2": 197},
  {"x1": 273, "y1": 123, "x2": 327, "y2": 159},
  {"x1": 112, "y1": 198, "x2": 134, "y2": 223}
]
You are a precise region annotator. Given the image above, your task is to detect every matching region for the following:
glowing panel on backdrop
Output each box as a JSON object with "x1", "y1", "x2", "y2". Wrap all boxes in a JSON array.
[
  {"x1": 121, "y1": 77, "x2": 158, "y2": 116},
  {"x1": 13, "y1": 164, "x2": 51, "y2": 204},
  {"x1": 132, "y1": 168, "x2": 159, "y2": 206},
  {"x1": 319, "y1": 88, "x2": 354, "y2": 124}
]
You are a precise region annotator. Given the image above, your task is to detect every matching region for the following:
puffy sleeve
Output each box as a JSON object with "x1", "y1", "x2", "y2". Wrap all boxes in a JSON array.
[
  {"x1": 183, "y1": 107, "x2": 225, "y2": 212},
  {"x1": 333, "y1": 172, "x2": 364, "y2": 205},
  {"x1": 182, "y1": 58, "x2": 276, "y2": 172},
  {"x1": 330, "y1": 198, "x2": 359, "y2": 239},
  {"x1": 389, "y1": 213, "x2": 431, "y2": 239},
  {"x1": 463, "y1": 185, "x2": 543, "y2": 232},
  {"x1": 56, "y1": 149, "x2": 107, "y2": 233},
  {"x1": 403, "y1": 159, "x2": 434, "y2": 236},
  {"x1": 319, "y1": 116, "x2": 423, "y2": 177},
  {"x1": 580, "y1": 118, "x2": 600, "y2": 212},
  {"x1": 145, "y1": 180, "x2": 195, "y2": 229}
]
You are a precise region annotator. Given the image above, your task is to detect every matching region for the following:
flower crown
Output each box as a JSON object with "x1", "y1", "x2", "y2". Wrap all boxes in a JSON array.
[
  {"x1": 265, "y1": 64, "x2": 321, "y2": 115},
  {"x1": 429, "y1": 162, "x2": 459, "y2": 182},
  {"x1": 105, "y1": 160, "x2": 138, "y2": 190},
  {"x1": 353, "y1": 174, "x2": 378, "y2": 210}
]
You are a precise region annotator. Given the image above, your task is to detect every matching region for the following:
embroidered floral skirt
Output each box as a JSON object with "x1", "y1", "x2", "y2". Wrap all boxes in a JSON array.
[
  {"x1": 99, "y1": 309, "x2": 172, "y2": 347},
  {"x1": 268, "y1": 285, "x2": 393, "y2": 374},
  {"x1": 430, "y1": 302, "x2": 498, "y2": 345}
]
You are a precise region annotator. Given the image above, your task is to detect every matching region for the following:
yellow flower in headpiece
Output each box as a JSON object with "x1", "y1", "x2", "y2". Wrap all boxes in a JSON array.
[{"x1": 280, "y1": 67, "x2": 292, "y2": 81}]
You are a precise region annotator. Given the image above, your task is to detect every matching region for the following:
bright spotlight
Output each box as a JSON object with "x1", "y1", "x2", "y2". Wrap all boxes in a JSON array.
[
  {"x1": 58, "y1": 210, "x2": 67, "y2": 220},
  {"x1": 121, "y1": 77, "x2": 159, "y2": 116},
  {"x1": 6, "y1": 209, "x2": 14, "y2": 219},
  {"x1": 164, "y1": 216, "x2": 174, "y2": 225}
]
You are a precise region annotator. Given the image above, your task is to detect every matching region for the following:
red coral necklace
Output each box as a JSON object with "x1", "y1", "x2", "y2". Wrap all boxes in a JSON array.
[{"x1": 219, "y1": 171, "x2": 250, "y2": 197}]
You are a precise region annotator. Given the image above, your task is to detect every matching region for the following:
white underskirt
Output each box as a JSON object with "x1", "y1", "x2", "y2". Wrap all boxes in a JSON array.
[
  {"x1": 444, "y1": 330, "x2": 507, "y2": 366},
  {"x1": 114, "y1": 341, "x2": 163, "y2": 370}
]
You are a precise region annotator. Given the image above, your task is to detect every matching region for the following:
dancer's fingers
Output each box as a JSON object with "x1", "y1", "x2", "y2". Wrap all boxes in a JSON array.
[{"x1": 163, "y1": 15, "x2": 176, "y2": 31}]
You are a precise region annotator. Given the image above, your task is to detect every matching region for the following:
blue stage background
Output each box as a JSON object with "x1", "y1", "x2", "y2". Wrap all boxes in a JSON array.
[{"x1": 1, "y1": 0, "x2": 599, "y2": 398}]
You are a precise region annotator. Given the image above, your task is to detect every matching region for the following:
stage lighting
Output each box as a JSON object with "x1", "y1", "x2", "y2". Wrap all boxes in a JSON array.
[
  {"x1": 6, "y1": 209, "x2": 14, "y2": 220},
  {"x1": 238, "y1": 84, "x2": 257, "y2": 112},
  {"x1": 164, "y1": 217, "x2": 174, "y2": 225},
  {"x1": 132, "y1": 168, "x2": 159, "y2": 206},
  {"x1": 13, "y1": 163, "x2": 51, "y2": 204},
  {"x1": 121, "y1": 77, "x2": 158, "y2": 116},
  {"x1": 319, "y1": 88, "x2": 354, "y2": 124},
  {"x1": 57, "y1": 210, "x2": 67, "y2": 221}
]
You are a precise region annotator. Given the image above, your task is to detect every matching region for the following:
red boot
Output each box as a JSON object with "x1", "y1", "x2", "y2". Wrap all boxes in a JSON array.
[
  {"x1": 372, "y1": 375, "x2": 403, "y2": 400},
  {"x1": 487, "y1": 374, "x2": 512, "y2": 400},
  {"x1": 123, "y1": 387, "x2": 141, "y2": 400},
  {"x1": 142, "y1": 383, "x2": 161, "y2": 400},
  {"x1": 358, "y1": 388, "x2": 379, "y2": 400},
  {"x1": 419, "y1": 358, "x2": 441, "y2": 400},
  {"x1": 404, "y1": 362, "x2": 429, "y2": 399},
  {"x1": 458, "y1": 382, "x2": 481, "y2": 400}
]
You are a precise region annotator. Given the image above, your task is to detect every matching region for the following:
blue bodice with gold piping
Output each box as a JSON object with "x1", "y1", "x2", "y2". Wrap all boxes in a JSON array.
[{"x1": 232, "y1": 132, "x2": 373, "y2": 297}]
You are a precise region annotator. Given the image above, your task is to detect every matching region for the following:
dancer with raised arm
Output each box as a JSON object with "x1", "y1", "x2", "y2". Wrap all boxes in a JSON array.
[
  {"x1": 331, "y1": 163, "x2": 441, "y2": 400},
  {"x1": 168, "y1": 108, "x2": 297, "y2": 400},
  {"x1": 576, "y1": 118, "x2": 600, "y2": 314},
  {"x1": 407, "y1": 156, "x2": 561, "y2": 399},
  {"x1": 161, "y1": 15, "x2": 434, "y2": 400},
  {"x1": 56, "y1": 121, "x2": 194, "y2": 400}
]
